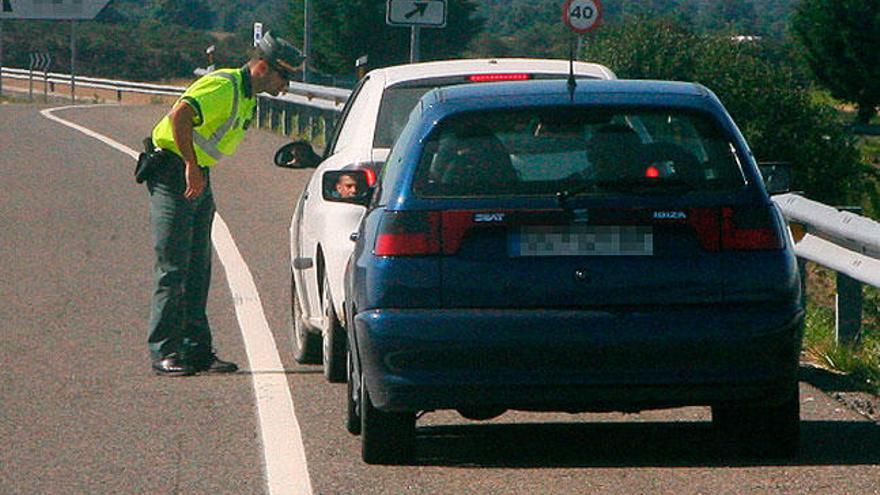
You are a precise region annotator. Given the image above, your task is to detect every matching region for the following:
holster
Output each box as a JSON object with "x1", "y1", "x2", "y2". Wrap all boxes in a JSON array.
[
  {"x1": 135, "y1": 138, "x2": 186, "y2": 193},
  {"x1": 135, "y1": 137, "x2": 162, "y2": 184}
]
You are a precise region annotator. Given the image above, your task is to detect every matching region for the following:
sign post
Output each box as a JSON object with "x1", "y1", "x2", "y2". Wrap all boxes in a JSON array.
[
  {"x1": 386, "y1": 0, "x2": 447, "y2": 63},
  {"x1": 1, "y1": 19, "x2": 4, "y2": 97},
  {"x1": 303, "y1": 0, "x2": 312, "y2": 83},
  {"x1": 1, "y1": 1, "x2": 111, "y2": 103},
  {"x1": 28, "y1": 52, "x2": 50, "y2": 101},
  {"x1": 562, "y1": 0, "x2": 603, "y2": 56},
  {"x1": 70, "y1": 19, "x2": 75, "y2": 102}
]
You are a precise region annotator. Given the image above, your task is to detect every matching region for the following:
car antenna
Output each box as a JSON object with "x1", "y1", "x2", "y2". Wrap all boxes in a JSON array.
[{"x1": 567, "y1": 37, "x2": 577, "y2": 103}]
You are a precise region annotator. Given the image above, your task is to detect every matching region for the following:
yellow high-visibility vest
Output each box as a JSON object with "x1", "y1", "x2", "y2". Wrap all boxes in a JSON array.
[{"x1": 151, "y1": 67, "x2": 257, "y2": 167}]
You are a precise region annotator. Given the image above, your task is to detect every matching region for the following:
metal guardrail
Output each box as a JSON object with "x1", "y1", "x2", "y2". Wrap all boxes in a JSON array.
[
  {"x1": 2, "y1": 67, "x2": 185, "y2": 97},
  {"x1": 773, "y1": 193, "x2": 880, "y2": 345},
  {"x1": 2, "y1": 65, "x2": 350, "y2": 146},
  {"x1": 255, "y1": 81, "x2": 350, "y2": 150}
]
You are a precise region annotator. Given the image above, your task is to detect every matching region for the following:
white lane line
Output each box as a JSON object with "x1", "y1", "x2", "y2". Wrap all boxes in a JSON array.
[{"x1": 41, "y1": 105, "x2": 313, "y2": 495}]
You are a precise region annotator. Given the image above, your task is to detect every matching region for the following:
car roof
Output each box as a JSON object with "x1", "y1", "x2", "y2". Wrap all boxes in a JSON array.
[
  {"x1": 367, "y1": 58, "x2": 616, "y2": 87},
  {"x1": 419, "y1": 79, "x2": 715, "y2": 117}
]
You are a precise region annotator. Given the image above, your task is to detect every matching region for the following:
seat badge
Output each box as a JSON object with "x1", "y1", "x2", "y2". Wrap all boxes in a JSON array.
[{"x1": 474, "y1": 213, "x2": 505, "y2": 223}]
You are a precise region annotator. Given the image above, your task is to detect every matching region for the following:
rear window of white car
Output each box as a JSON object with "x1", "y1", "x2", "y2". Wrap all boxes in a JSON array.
[
  {"x1": 412, "y1": 106, "x2": 747, "y2": 197},
  {"x1": 373, "y1": 75, "x2": 604, "y2": 149}
]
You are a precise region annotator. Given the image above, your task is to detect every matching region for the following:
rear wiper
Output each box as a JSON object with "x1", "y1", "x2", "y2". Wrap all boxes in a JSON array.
[
  {"x1": 555, "y1": 183, "x2": 599, "y2": 210},
  {"x1": 596, "y1": 178, "x2": 696, "y2": 195}
]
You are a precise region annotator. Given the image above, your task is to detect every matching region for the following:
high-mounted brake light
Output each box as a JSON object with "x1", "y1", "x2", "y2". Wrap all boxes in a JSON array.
[{"x1": 468, "y1": 73, "x2": 532, "y2": 83}]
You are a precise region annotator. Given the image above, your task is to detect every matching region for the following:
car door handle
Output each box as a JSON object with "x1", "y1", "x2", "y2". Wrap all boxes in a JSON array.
[
  {"x1": 350, "y1": 232, "x2": 360, "y2": 242},
  {"x1": 293, "y1": 257, "x2": 313, "y2": 270}
]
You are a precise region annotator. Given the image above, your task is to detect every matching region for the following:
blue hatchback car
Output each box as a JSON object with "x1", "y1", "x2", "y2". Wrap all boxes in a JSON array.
[{"x1": 329, "y1": 79, "x2": 805, "y2": 464}]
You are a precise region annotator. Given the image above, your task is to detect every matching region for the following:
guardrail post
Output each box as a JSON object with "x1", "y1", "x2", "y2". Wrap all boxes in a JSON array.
[
  {"x1": 117, "y1": 89, "x2": 122, "y2": 103},
  {"x1": 836, "y1": 272, "x2": 863, "y2": 345},
  {"x1": 834, "y1": 206, "x2": 865, "y2": 346}
]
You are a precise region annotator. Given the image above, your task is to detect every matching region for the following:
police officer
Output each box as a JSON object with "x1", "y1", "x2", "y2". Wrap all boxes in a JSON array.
[{"x1": 148, "y1": 32, "x2": 303, "y2": 376}]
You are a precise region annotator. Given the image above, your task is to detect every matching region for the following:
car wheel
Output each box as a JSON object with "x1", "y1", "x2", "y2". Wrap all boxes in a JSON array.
[
  {"x1": 361, "y1": 375, "x2": 415, "y2": 465},
  {"x1": 321, "y1": 276, "x2": 347, "y2": 383},
  {"x1": 291, "y1": 270, "x2": 321, "y2": 364},
  {"x1": 346, "y1": 346, "x2": 361, "y2": 435},
  {"x1": 712, "y1": 385, "x2": 800, "y2": 458}
]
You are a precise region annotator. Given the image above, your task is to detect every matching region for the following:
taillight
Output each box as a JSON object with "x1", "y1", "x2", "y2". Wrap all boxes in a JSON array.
[
  {"x1": 687, "y1": 206, "x2": 782, "y2": 251},
  {"x1": 373, "y1": 210, "x2": 499, "y2": 256},
  {"x1": 374, "y1": 211, "x2": 441, "y2": 256},
  {"x1": 687, "y1": 208, "x2": 721, "y2": 251},
  {"x1": 721, "y1": 206, "x2": 783, "y2": 251},
  {"x1": 363, "y1": 167, "x2": 377, "y2": 186},
  {"x1": 468, "y1": 73, "x2": 532, "y2": 83}
]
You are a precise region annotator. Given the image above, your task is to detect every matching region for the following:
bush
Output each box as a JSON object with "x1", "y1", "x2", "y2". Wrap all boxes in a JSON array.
[
  {"x1": 584, "y1": 17, "x2": 868, "y2": 205},
  {"x1": 2, "y1": 20, "x2": 216, "y2": 81}
]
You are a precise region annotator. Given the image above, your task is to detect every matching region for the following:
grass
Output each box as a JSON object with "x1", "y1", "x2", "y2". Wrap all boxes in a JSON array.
[{"x1": 803, "y1": 264, "x2": 880, "y2": 394}]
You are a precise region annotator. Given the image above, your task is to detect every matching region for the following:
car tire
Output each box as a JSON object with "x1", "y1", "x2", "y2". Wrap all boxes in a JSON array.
[
  {"x1": 346, "y1": 346, "x2": 361, "y2": 435},
  {"x1": 361, "y1": 375, "x2": 415, "y2": 465},
  {"x1": 712, "y1": 385, "x2": 800, "y2": 458},
  {"x1": 321, "y1": 277, "x2": 347, "y2": 383},
  {"x1": 291, "y1": 270, "x2": 321, "y2": 364}
]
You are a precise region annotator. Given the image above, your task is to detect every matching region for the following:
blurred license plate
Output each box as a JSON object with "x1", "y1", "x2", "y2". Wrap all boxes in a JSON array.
[{"x1": 509, "y1": 225, "x2": 653, "y2": 256}]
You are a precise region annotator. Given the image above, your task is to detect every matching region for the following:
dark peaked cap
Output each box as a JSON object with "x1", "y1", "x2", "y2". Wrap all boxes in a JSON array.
[{"x1": 256, "y1": 32, "x2": 305, "y2": 80}]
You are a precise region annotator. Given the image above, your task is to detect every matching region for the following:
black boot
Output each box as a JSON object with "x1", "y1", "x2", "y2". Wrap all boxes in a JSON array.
[
  {"x1": 191, "y1": 351, "x2": 239, "y2": 373},
  {"x1": 152, "y1": 353, "x2": 196, "y2": 376}
]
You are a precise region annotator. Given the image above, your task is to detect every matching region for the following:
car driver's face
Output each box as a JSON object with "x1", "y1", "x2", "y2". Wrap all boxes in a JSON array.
[{"x1": 336, "y1": 176, "x2": 358, "y2": 197}]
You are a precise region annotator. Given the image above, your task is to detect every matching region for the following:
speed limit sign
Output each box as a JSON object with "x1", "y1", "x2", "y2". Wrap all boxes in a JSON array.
[{"x1": 562, "y1": 0, "x2": 603, "y2": 34}]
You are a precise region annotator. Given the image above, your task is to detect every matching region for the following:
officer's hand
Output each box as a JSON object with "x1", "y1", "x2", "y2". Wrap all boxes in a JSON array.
[{"x1": 184, "y1": 162, "x2": 206, "y2": 200}]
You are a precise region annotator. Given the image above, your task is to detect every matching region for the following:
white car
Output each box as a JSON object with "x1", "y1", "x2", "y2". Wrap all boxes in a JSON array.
[{"x1": 277, "y1": 58, "x2": 616, "y2": 382}]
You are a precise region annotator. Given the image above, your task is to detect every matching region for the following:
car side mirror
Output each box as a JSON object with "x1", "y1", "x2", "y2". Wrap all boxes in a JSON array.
[
  {"x1": 758, "y1": 161, "x2": 792, "y2": 195},
  {"x1": 322, "y1": 170, "x2": 374, "y2": 206},
  {"x1": 274, "y1": 141, "x2": 321, "y2": 169}
]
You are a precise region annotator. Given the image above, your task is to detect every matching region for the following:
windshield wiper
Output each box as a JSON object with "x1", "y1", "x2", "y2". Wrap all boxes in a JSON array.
[
  {"x1": 555, "y1": 183, "x2": 599, "y2": 210},
  {"x1": 595, "y1": 178, "x2": 696, "y2": 195}
]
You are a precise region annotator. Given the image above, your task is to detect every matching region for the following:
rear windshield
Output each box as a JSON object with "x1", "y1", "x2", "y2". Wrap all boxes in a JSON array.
[
  {"x1": 373, "y1": 75, "x2": 602, "y2": 149},
  {"x1": 412, "y1": 107, "x2": 747, "y2": 198},
  {"x1": 374, "y1": 86, "x2": 434, "y2": 149}
]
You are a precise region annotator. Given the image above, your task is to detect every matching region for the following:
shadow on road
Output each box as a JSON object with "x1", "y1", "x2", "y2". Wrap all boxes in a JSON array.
[
  {"x1": 799, "y1": 364, "x2": 869, "y2": 393},
  {"x1": 413, "y1": 419, "x2": 880, "y2": 468}
]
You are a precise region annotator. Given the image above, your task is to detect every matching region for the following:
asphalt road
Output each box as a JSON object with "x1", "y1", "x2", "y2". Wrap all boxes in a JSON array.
[{"x1": 1, "y1": 102, "x2": 878, "y2": 495}]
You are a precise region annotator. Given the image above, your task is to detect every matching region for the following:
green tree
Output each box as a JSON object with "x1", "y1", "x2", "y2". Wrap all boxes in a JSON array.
[
  {"x1": 791, "y1": 0, "x2": 880, "y2": 124},
  {"x1": 584, "y1": 17, "x2": 867, "y2": 204},
  {"x1": 701, "y1": 0, "x2": 759, "y2": 33},
  {"x1": 154, "y1": 0, "x2": 216, "y2": 30},
  {"x1": 287, "y1": 0, "x2": 483, "y2": 76}
]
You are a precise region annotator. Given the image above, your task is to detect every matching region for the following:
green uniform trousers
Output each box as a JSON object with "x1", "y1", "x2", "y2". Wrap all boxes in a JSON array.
[{"x1": 147, "y1": 166, "x2": 215, "y2": 361}]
